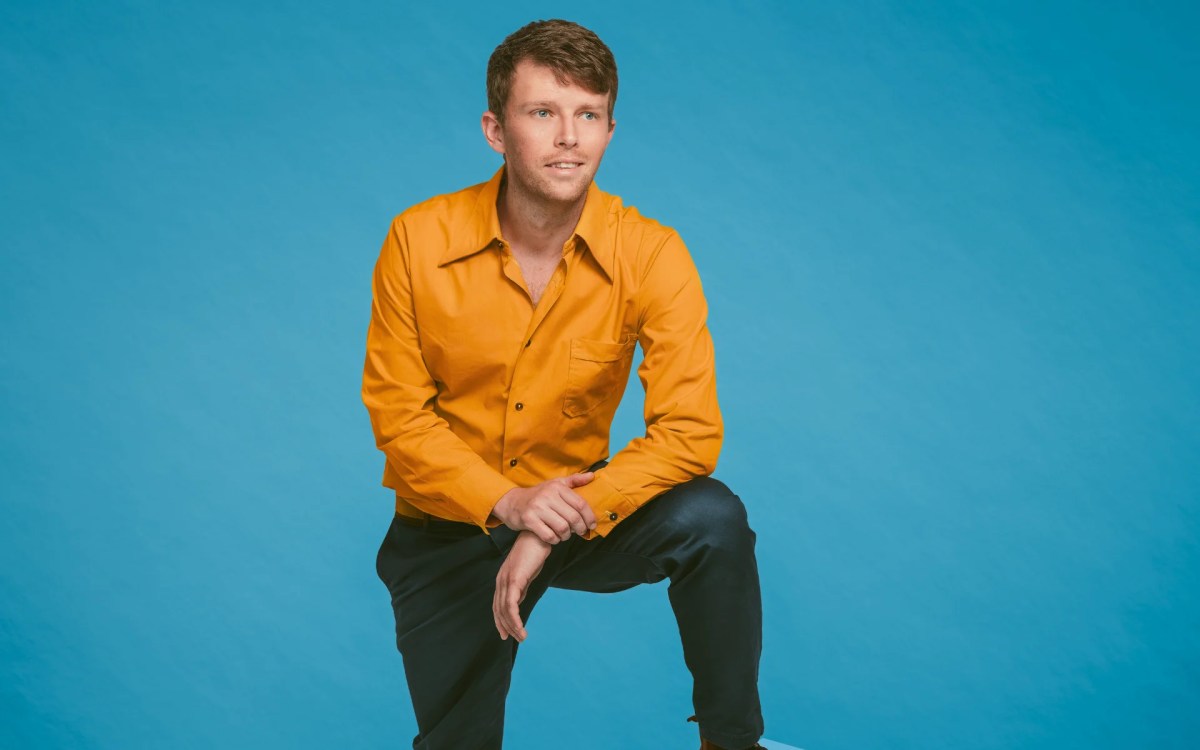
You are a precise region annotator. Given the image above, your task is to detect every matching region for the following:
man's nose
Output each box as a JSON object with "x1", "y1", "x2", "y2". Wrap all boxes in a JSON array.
[{"x1": 556, "y1": 119, "x2": 578, "y2": 148}]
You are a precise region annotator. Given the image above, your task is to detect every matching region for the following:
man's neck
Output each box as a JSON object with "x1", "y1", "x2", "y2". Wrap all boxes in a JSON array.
[{"x1": 497, "y1": 174, "x2": 587, "y2": 259}]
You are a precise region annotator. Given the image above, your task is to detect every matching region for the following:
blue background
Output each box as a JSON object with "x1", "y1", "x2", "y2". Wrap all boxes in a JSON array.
[{"x1": 2, "y1": 1, "x2": 1198, "y2": 748}]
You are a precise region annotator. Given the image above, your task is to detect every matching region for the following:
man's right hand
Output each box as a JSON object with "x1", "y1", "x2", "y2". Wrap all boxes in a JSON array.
[{"x1": 489, "y1": 472, "x2": 598, "y2": 545}]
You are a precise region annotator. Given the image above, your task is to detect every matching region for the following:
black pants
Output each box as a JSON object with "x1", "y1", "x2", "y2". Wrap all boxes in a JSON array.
[{"x1": 375, "y1": 461, "x2": 764, "y2": 749}]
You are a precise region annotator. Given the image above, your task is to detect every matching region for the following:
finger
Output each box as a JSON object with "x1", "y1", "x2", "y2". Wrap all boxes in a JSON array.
[
  {"x1": 533, "y1": 520, "x2": 559, "y2": 546},
  {"x1": 542, "y1": 509, "x2": 571, "y2": 542},
  {"x1": 493, "y1": 576, "x2": 507, "y2": 640},
  {"x1": 561, "y1": 508, "x2": 586, "y2": 538},
  {"x1": 496, "y1": 575, "x2": 515, "y2": 636},
  {"x1": 555, "y1": 491, "x2": 590, "y2": 536},
  {"x1": 537, "y1": 506, "x2": 571, "y2": 542},
  {"x1": 510, "y1": 594, "x2": 527, "y2": 641},
  {"x1": 501, "y1": 579, "x2": 521, "y2": 641},
  {"x1": 570, "y1": 506, "x2": 590, "y2": 536},
  {"x1": 563, "y1": 471, "x2": 595, "y2": 487},
  {"x1": 503, "y1": 587, "x2": 525, "y2": 642},
  {"x1": 563, "y1": 488, "x2": 597, "y2": 528}
]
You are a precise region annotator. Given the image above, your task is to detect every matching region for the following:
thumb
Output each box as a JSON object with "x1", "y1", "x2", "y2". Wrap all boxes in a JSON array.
[{"x1": 565, "y1": 471, "x2": 595, "y2": 486}]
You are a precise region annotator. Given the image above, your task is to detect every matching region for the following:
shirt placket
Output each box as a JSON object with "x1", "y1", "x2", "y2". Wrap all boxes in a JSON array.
[{"x1": 498, "y1": 239, "x2": 575, "y2": 479}]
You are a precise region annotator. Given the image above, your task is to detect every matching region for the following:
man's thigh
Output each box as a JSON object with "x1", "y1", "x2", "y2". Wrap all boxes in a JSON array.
[
  {"x1": 376, "y1": 518, "x2": 503, "y2": 645},
  {"x1": 549, "y1": 474, "x2": 749, "y2": 593},
  {"x1": 375, "y1": 517, "x2": 523, "y2": 746}
]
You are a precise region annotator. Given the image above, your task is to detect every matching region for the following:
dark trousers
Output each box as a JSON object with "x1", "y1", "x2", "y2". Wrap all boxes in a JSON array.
[{"x1": 374, "y1": 461, "x2": 764, "y2": 749}]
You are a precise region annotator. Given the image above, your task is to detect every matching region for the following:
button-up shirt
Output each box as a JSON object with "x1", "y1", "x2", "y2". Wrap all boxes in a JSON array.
[{"x1": 361, "y1": 165, "x2": 722, "y2": 539}]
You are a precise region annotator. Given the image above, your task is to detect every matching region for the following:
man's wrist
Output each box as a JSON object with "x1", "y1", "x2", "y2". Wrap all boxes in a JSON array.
[
  {"x1": 516, "y1": 529, "x2": 552, "y2": 550},
  {"x1": 488, "y1": 490, "x2": 514, "y2": 526}
]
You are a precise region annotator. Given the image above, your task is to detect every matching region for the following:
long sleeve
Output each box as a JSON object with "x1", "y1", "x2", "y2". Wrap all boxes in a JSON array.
[
  {"x1": 361, "y1": 216, "x2": 517, "y2": 533},
  {"x1": 574, "y1": 231, "x2": 724, "y2": 539}
]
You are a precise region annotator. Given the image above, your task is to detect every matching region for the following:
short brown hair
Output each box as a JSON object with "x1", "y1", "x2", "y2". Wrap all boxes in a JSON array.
[{"x1": 486, "y1": 19, "x2": 618, "y2": 124}]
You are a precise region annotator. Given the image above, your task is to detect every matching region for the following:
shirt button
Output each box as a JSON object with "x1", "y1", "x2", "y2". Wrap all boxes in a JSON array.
[
  {"x1": 515, "y1": 402, "x2": 524, "y2": 411},
  {"x1": 509, "y1": 458, "x2": 518, "y2": 467},
  {"x1": 607, "y1": 511, "x2": 618, "y2": 521}
]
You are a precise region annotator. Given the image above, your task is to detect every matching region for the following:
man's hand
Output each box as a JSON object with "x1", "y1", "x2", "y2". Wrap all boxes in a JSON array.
[
  {"x1": 494, "y1": 531, "x2": 553, "y2": 642},
  {"x1": 489, "y1": 472, "x2": 598, "y2": 545}
]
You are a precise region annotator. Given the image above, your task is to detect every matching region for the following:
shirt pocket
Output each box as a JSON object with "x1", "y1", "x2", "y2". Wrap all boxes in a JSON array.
[{"x1": 562, "y1": 334, "x2": 637, "y2": 418}]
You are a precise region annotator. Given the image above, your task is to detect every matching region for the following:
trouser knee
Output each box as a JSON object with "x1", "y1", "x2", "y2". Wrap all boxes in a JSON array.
[{"x1": 658, "y1": 476, "x2": 755, "y2": 552}]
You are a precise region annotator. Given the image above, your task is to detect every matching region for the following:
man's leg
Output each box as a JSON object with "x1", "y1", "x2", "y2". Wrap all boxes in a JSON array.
[
  {"x1": 549, "y1": 471, "x2": 765, "y2": 750},
  {"x1": 375, "y1": 515, "x2": 556, "y2": 749}
]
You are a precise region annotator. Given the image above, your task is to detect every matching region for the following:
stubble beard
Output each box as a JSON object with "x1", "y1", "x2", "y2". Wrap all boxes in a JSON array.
[{"x1": 507, "y1": 151, "x2": 593, "y2": 209}]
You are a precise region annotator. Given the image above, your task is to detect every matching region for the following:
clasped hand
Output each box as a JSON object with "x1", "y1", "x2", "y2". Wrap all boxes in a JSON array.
[
  {"x1": 490, "y1": 472, "x2": 599, "y2": 641},
  {"x1": 489, "y1": 471, "x2": 598, "y2": 545}
]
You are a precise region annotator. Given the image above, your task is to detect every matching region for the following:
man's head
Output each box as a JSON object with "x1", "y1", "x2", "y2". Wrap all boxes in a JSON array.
[
  {"x1": 486, "y1": 19, "x2": 618, "y2": 126},
  {"x1": 482, "y1": 20, "x2": 618, "y2": 206}
]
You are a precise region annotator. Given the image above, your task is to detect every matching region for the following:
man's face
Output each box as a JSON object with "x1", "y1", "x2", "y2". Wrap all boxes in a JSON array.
[{"x1": 483, "y1": 59, "x2": 615, "y2": 206}]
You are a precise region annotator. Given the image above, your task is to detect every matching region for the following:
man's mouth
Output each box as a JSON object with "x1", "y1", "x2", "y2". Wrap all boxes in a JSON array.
[{"x1": 547, "y1": 161, "x2": 584, "y2": 171}]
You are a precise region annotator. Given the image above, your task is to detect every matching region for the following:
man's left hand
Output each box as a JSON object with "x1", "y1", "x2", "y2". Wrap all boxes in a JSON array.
[{"x1": 493, "y1": 530, "x2": 553, "y2": 642}]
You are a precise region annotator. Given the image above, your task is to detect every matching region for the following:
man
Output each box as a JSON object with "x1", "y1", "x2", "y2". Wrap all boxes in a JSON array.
[{"x1": 363, "y1": 19, "x2": 765, "y2": 750}]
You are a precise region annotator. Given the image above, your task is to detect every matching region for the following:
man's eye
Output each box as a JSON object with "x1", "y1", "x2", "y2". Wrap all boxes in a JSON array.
[
  {"x1": 581, "y1": 112, "x2": 596, "y2": 121},
  {"x1": 534, "y1": 109, "x2": 550, "y2": 118}
]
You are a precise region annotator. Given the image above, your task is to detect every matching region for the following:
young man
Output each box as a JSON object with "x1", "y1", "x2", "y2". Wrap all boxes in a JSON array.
[{"x1": 363, "y1": 19, "x2": 765, "y2": 750}]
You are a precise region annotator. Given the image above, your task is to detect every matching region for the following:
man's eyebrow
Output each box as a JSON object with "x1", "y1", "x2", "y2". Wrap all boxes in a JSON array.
[{"x1": 520, "y1": 100, "x2": 607, "y2": 111}]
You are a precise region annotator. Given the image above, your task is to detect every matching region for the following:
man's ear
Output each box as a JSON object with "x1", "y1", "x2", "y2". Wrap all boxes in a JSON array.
[
  {"x1": 481, "y1": 111, "x2": 505, "y2": 156},
  {"x1": 606, "y1": 117, "x2": 616, "y2": 146}
]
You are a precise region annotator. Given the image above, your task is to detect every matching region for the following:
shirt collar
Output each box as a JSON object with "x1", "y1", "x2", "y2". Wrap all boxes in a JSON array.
[{"x1": 438, "y1": 165, "x2": 613, "y2": 281}]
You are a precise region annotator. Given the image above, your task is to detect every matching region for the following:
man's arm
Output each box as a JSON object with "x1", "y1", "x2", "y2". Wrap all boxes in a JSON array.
[
  {"x1": 574, "y1": 231, "x2": 724, "y2": 539},
  {"x1": 493, "y1": 530, "x2": 552, "y2": 642},
  {"x1": 362, "y1": 215, "x2": 518, "y2": 533}
]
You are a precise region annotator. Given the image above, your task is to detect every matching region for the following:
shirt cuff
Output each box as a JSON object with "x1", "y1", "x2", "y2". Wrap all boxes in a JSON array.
[
  {"x1": 574, "y1": 470, "x2": 639, "y2": 540},
  {"x1": 450, "y1": 461, "x2": 520, "y2": 535}
]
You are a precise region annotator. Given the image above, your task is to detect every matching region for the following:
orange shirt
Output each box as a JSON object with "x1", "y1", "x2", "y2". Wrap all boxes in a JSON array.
[{"x1": 361, "y1": 165, "x2": 722, "y2": 540}]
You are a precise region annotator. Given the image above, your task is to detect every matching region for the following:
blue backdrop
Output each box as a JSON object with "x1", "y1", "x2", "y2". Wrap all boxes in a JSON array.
[{"x1": 2, "y1": 1, "x2": 1197, "y2": 748}]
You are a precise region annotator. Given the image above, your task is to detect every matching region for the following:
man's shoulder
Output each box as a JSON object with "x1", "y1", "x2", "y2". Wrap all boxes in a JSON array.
[
  {"x1": 379, "y1": 175, "x2": 495, "y2": 269},
  {"x1": 594, "y1": 186, "x2": 682, "y2": 248},
  {"x1": 593, "y1": 189, "x2": 706, "y2": 287},
  {"x1": 391, "y1": 177, "x2": 489, "y2": 227}
]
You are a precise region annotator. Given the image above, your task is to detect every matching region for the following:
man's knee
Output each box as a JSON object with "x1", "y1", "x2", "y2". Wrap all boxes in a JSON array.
[{"x1": 660, "y1": 476, "x2": 754, "y2": 550}]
